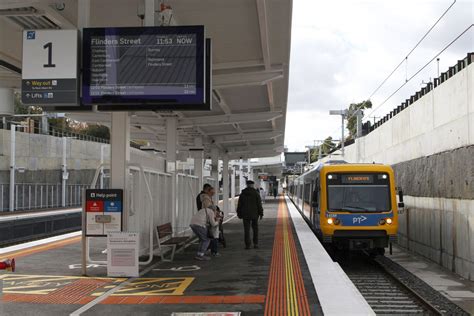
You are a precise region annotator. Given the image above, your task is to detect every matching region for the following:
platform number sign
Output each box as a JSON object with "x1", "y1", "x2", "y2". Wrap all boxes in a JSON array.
[
  {"x1": 42, "y1": 42, "x2": 56, "y2": 68},
  {"x1": 21, "y1": 29, "x2": 79, "y2": 106}
]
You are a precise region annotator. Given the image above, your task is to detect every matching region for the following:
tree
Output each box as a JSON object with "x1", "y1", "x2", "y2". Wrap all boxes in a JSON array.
[
  {"x1": 48, "y1": 117, "x2": 73, "y2": 133},
  {"x1": 309, "y1": 136, "x2": 337, "y2": 162},
  {"x1": 81, "y1": 124, "x2": 110, "y2": 139},
  {"x1": 346, "y1": 100, "x2": 372, "y2": 139},
  {"x1": 13, "y1": 92, "x2": 42, "y2": 116}
]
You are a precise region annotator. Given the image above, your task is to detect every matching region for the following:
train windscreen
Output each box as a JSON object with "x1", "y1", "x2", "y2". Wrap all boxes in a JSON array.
[{"x1": 326, "y1": 173, "x2": 390, "y2": 212}]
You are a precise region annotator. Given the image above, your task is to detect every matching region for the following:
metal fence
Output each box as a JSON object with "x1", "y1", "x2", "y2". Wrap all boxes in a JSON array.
[
  {"x1": 176, "y1": 173, "x2": 200, "y2": 237},
  {"x1": 0, "y1": 183, "x2": 90, "y2": 211}
]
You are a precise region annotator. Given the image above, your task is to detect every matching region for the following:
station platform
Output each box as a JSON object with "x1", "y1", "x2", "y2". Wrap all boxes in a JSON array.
[{"x1": 0, "y1": 197, "x2": 372, "y2": 315}]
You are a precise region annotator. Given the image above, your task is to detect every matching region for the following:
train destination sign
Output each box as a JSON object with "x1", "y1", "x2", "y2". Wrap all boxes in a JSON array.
[
  {"x1": 341, "y1": 175, "x2": 374, "y2": 184},
  {"x1": 82, "y1": 26, "x2": 205, "y2": 108}
]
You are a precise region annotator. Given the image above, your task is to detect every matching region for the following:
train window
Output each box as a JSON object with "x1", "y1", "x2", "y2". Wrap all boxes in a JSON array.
[
  {"x1": 303, "y1": 183, "x2": 311, "y2": 216},
  {"x1": 326, "y1": 173, "x2": 391, "y2": 212},
  {"x1": 312, "y1": 188, "x2": 319, "y2": 206}
]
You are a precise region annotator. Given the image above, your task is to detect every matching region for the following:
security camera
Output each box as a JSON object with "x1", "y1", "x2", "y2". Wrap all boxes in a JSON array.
[{"x1": 54, "y1": 2, "x2": 65, "y2": 11}]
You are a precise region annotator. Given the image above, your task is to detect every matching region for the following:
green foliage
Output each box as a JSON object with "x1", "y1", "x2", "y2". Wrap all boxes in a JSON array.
[
  {"x1": 81, "y1": 124, "x2": 110, "y2": 139},
  {"x1": 14, "y1": 92, "x2": 42, "y2": 115},
  {"x1": 48, "y1": 117, "x2": 73, "y2": 132},
  {"x1": 346, "y1": 100, "x2": 372, "y2": 138},
  {"x1": 309, "y1": 136, "x2": 337, "y2": 163}
]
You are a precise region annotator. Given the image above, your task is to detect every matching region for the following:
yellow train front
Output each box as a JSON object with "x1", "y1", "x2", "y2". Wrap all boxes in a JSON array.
[{"x1": 288, "y1": 162, "x2": 402, "y2": 256}]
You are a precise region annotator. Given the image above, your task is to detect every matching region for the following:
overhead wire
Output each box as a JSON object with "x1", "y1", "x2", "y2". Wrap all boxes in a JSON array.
[
  {"x1": 325, "y1": 0, "x2": 458, "y2": 141},
  {"x1": 364, "y1": 24, "x2": 473, "y2": 119},
  {"x1": 366, "y1": 0, "x2": 457, "y2": 100}
]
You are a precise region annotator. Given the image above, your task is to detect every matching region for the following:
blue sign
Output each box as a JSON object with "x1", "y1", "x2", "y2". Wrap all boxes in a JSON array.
[
  {"x1": 104, "y1": 201, "x2": 122, "y2": 212},
  {"x1": 326, "y1": 212, "x2": 393, "y2": 226},
  {"x1": 26, "y1": 31, "x2": 35, "y2": 40}
]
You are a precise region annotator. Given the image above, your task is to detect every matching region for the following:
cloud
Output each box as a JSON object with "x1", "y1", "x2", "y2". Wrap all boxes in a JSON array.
[{"x1": 285, "y1": 0, "x2": 473, "y2": 151}]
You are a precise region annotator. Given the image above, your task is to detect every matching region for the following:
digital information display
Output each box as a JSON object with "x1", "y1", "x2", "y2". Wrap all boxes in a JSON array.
[
  {"x1": 341, "y1": 175, "x2": 374, "y2": 184},
  {"x1": 82, "y1": 26, "x2": 205, "y2": 106}
]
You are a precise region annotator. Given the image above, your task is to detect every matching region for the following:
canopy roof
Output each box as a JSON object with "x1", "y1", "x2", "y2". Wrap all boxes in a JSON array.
[{"x1": 0, "y1": 0, "x2": 292, "y2": 159}]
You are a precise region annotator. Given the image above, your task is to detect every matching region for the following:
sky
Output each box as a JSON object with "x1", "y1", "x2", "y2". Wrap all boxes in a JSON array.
[{"x1": 284, "y1": 0, "x2": 474, "y2": 151}]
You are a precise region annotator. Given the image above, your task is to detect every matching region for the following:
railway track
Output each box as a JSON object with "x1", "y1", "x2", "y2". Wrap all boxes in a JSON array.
[
  {"x1": 343, "y1": 258, "x2": 440, "y2": 314},
  {"x1": 336, "y1": 252, "x2": 468, "y2": 315}
]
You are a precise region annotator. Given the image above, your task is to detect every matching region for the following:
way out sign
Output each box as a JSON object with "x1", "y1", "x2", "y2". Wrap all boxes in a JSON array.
[{"x1": 21, "y1": 29, "x2": 78, "y2": 105}]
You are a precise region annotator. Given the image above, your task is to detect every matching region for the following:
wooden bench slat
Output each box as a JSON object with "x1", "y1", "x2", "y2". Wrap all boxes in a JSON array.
[
  {"x1": 157, "y1": 223, "x2": 173, "y2": 239},
  {"x1": 162, "y1": 237, "x2": 189, "y2": 245}
]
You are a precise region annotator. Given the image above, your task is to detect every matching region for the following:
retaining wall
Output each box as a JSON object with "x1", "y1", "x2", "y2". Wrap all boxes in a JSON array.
[{"x1": 339, "y1": 60, "x2": 474, "y2": 279}]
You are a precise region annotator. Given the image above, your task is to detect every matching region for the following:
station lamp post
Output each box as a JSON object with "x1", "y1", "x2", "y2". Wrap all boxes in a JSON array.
[{"x1": 329, "y1": 109, "x2": 348, "y2": 158}]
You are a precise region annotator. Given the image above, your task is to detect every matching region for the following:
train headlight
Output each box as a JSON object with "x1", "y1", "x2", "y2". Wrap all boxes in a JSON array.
[
  {"x1": 327, "y1": 218, "x2": 334, "y2": 225},
  {"x1": 328, "y1": 175, "x2": 333, "y2": 180},
  {"x1": 379, "y1": 218, "x2": 393, "y2": 225}
]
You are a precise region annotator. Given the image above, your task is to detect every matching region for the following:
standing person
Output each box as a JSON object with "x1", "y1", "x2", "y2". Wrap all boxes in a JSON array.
[
  {"x1": 273, "y1": 185, "x2": 278, "y2": 199},
  {"x1": 190, "y1": 205, "x2": 219, "y2": 261},
  {"x1": 199, "y1": 186, "x2": 222, "y2": 257},
  {"x1": 237, "y1": 180, "x2": 264, "y2": 249},
  {"x1": 259, "y1": 187, "x2": 266, "y2": 204},
  {"x1": 196, "y1": 183, "x2": 212, "y2": 211}
]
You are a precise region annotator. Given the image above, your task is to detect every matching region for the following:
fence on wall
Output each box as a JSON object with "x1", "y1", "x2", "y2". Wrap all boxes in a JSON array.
[{"x1": 0, "y1": 183, "x2": 90, "y2": 211}]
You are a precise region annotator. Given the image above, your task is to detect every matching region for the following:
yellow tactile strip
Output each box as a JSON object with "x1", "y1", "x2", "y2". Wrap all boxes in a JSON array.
[{"x1": 264, "y1": 197, "x2": 311, "y2": 316}]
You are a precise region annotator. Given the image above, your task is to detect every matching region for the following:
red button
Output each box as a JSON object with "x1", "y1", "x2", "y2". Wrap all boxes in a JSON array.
[{"x1": 86, "y1": 200, "x2": 104, "y2": 212}]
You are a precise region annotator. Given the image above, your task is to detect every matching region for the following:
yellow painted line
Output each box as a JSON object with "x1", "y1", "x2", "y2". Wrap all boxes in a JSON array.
[
  {"x1": 283, "y1": 210, "x2": 299, "y2": 316},
  {"x1": 1, "y1": 274, "x2": 195, "y2": 297},
  {"x1": 0, "y1": 236, "x2": 81, "y2": 260},
  {"x1": 107, "y1": 277, "x2": 195, "y2": 296},
  {"x1": 0, "y1": 274, "x2": 126, "y2": 295}
]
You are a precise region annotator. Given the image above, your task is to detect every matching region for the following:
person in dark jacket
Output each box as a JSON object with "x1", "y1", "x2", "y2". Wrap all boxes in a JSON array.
[
  {"x1": 237, "y1": 180, "x2": 264, "y2": 249},
  {"x1": 196, "y1": 183, "x2": 213, "y2": 211}
]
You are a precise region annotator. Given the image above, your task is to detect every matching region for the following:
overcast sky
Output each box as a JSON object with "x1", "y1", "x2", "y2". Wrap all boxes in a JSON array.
[{"x1": 284, "y1": 0, "x2": 473, "y2": 151}]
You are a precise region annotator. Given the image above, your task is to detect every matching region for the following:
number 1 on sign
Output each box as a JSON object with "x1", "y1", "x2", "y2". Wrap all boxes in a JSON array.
[{"x1": 43, "y1": 42, "x2": 55, "y2": 68}]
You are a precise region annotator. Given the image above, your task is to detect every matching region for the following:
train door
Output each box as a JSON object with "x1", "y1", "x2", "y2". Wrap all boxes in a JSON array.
[{"x1": 313, "y1": 177, "x2": 321, "y2": 233}]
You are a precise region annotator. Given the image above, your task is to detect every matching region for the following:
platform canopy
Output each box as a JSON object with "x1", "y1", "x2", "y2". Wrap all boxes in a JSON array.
[{"x1": 0, "y1": 0, "x2": 292, "y2": 160}]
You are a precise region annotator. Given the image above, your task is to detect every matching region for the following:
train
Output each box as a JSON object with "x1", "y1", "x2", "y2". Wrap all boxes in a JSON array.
[{"x1": 287, "y1": 160, "x2": 404, "y2": 256}]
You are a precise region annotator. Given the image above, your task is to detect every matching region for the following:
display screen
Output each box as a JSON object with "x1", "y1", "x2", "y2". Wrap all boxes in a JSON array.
[{"x1": 82, "y1": 26, "x2": 205, "y2": 106}]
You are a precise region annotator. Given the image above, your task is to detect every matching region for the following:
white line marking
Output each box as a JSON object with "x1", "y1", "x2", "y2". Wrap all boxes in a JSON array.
[
  {"x1": 285, "y1": 196, "x2": 375, "y2": 315},
  {"x1": 0, "y1": 208, "x2": 81, "y2": 222},
  {"x1": 69, "y1": 258, "x2": 160, "y2": 316},
  {"x1": 70, "y1": 214, "x2": 237, "y2": 315},
  {"x1": 0, "y1": 231, "x2": 81, "y2": 255}
]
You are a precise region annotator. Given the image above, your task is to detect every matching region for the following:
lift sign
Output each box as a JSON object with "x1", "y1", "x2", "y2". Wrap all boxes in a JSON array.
[{"x1": 85, "y1": 189, "x2": 123, "y2": 237}]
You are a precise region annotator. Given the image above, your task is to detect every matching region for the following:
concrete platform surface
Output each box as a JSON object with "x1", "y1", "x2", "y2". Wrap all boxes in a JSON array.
[
  {"x1": 0, "y1": 198, "x2": 322, "y2": 316},
  {"x1": 390, "y1": 245, "x2": 474, "y2": 314}
]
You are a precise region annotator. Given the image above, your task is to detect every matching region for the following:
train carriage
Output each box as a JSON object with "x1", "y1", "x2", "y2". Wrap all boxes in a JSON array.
[{"x1": 288, "y1": 161, "x2": 404, "y2": 255}]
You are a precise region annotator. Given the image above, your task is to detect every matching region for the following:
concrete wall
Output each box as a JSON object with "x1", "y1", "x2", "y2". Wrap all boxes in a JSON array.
[
  {"x1": 0, "y1": 129, "x2": 166, "y2": 210},
  {"x1": 340, "y1": 61, "x2": 474, "y2": 279}
]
